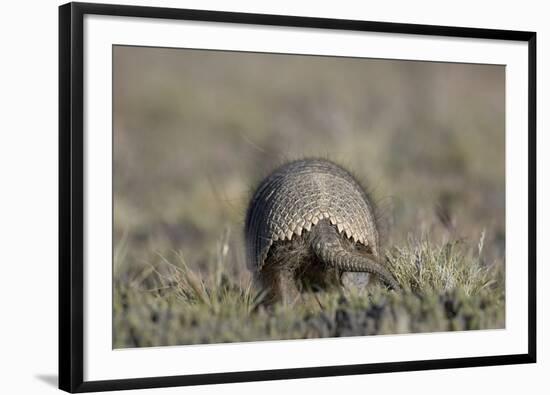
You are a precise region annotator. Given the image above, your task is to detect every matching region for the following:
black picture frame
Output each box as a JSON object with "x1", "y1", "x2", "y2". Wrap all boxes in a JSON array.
[{"x1": 59, "y1": 2, "x2": 537, "y2": 393}]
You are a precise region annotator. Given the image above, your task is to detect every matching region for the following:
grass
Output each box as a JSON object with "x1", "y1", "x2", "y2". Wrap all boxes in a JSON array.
[
  {"x1": 113, "y1": 232, "x2": 504, "y2": 348},
  {"x1": 112, "y1": 46, "x2": 505, "y2": 348}
]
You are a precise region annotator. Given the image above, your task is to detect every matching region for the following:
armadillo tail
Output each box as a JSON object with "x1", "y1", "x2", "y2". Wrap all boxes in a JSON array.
[{"x1": 311, "y1": 220, "x2": 401, "y2": 291}]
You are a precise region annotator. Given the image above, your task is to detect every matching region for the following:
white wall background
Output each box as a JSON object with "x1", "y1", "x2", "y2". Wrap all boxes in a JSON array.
[{"x1": 0, "y1": 0, "x2": 546, "y2": 394}]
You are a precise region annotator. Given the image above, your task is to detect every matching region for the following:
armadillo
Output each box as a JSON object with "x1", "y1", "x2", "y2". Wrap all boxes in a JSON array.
[{"x1": 245, "y1": 159, "x2": 399, "y2": 303}]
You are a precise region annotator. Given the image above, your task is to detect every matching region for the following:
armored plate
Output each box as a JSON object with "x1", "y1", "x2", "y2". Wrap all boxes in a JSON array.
[{"x1": 245, "y1": 159, "x2": 379, "y2": 271}]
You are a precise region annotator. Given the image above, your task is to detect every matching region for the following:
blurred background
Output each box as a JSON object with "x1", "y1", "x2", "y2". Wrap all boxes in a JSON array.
[{"x1": 113, "y1": 45, "x2": 505, "y2": 285}]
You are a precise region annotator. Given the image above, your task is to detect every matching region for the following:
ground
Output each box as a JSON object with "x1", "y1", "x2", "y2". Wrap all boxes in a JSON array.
[{"x1": 112, "y1": 46, "x2": 505, "y2": 348}]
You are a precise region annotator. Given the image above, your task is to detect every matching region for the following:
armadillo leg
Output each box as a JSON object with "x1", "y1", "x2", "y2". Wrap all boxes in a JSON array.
[
  {"x1": 258, "y1": 264, "x2": 300, "y2": 305},
  {"x1": 311, "y1": 220, "x2": 401, "y2": 291},
  {"x1": 277, "y1": 270, "x2": 301, "y2": 305}
]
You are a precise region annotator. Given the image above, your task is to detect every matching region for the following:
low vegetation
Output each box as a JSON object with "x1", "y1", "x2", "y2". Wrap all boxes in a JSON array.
[
  {"x1": 112, "y1": 46, "x2": 505, "y2": 348},
  {"x1": 113, "y1": 232, "x2": 504, "y2": 348}
]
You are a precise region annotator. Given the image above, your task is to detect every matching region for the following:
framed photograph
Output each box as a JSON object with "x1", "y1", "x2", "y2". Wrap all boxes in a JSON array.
[{"x1": 59, "y1": 2, "x2": 537, "y2": 392}]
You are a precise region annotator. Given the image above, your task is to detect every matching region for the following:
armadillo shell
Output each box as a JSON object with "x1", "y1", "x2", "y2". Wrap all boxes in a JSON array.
[{"x1": 245, "y1": 159, "x2": 379, "y2": 271}]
